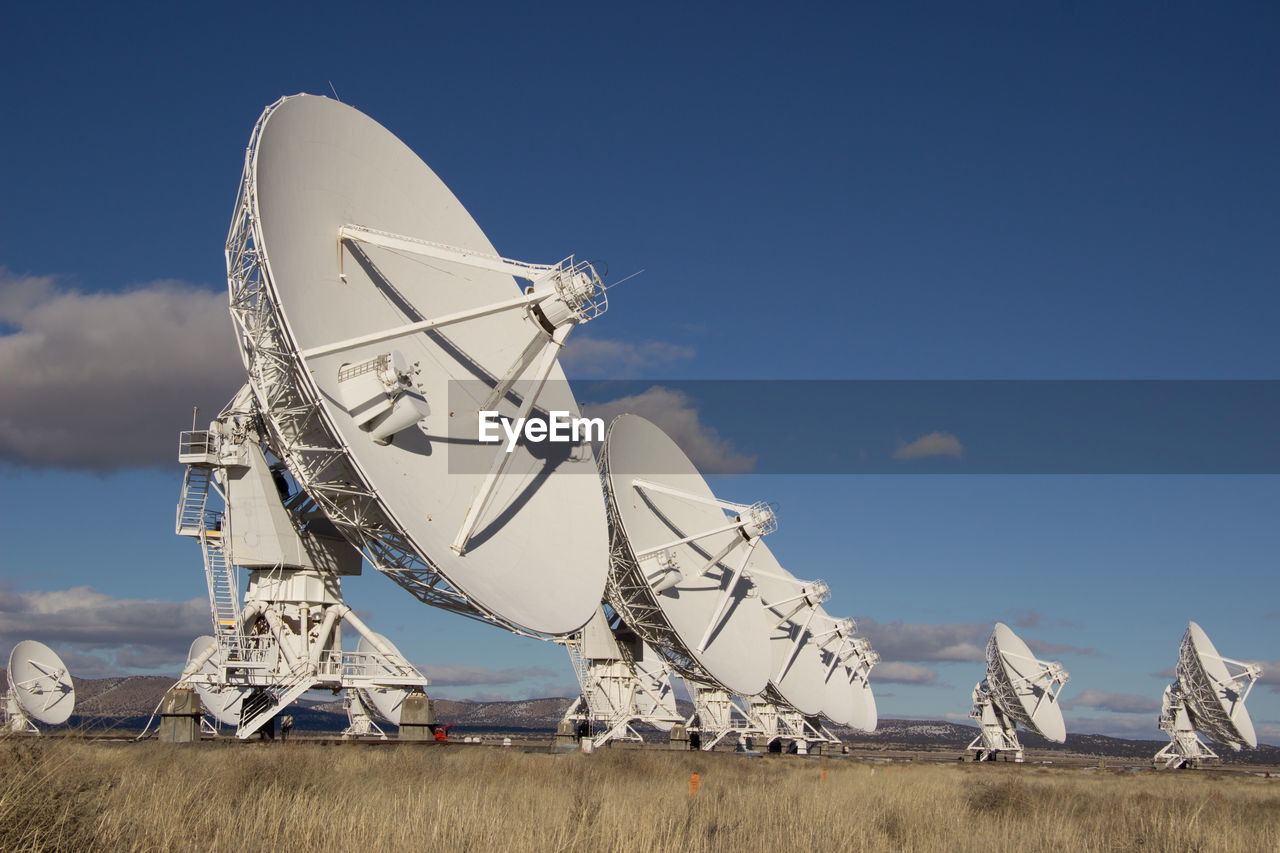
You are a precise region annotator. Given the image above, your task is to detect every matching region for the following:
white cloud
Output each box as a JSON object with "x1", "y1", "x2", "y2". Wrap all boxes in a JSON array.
[
  {"x1": 0, "y1": 583, "x2": 209, "y2": 676},
  {"x1": 1064, "y1": 689, "x2": 1160, "y2": 715},
  {"x1": 559, "y1": 334, "x2": 695, "y2": 377},
  {"x1": 0, "y1": 270, "x2": 244, "y2": 470},
  {"x1": 856, "y1": 617, "x2": 989, "y2": 663},
  {"x1": 873, "y1": 662, "x2": 940, "y2": 685},
  {"x1": 1250, "y1": 660, "x2": 1280, "y2": 693},
  {"x1": 893, "y1": 430, "x2": 963, "y2": 461},
  {"x1": 1061, "y1": 713, "x2": 1167, "y2": 740},
  {"x1": 583, "y1": 386, "x2": 756, "y2": 474}
]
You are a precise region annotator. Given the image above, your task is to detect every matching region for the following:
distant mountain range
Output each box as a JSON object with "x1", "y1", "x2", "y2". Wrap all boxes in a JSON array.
[{"x1": 6, "y1": 671, "x2": 1277, "y2": 765}]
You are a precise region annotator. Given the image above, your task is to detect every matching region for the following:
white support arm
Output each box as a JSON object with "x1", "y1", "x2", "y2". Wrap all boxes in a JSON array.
[
  {"x1": 452, "y1": 324, "x2": 572, "y2": 554},
  {"x1": 632, "y1": 478, "x2": 752, "y2": 514},
  {"x1": 301, "y1": 291, "x2": 541, "y2": 359},
  {"x1": 340, "y1": 224, "x2": 560, "y2": 284},
  {"x1": 481, "y1": 331, "x2": 551, "y2": 412},
  {"x1": 632, "y1": 519, "x2": 748, "y2": 561},
  {"x1": 775, "y1": 607, "x2": 818, "y2": 683},
  {"x1": 696, "y1": 537, "x2": 760, "y2": 653}
]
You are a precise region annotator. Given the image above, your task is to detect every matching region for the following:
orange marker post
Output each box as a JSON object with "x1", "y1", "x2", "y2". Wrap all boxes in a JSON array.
[{"x1": 689, "y1": 773, "x2": 700, "y2": 798}]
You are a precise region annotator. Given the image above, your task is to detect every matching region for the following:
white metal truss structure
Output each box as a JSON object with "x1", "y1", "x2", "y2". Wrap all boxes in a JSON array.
[
  {"x1": 749, "y1": 700, "x2": 838, "y2": 754},
  {"x1": 1154, "y1": 685, "x2": 1218, "y2": 769},
  {"x1": 967, "y1": 682, "x2": 1025, "y2": 762},
  {"x1": 560, "y1": 608, "x2": 684, "y2": 748},
  {"x1": 686, "y1": 686, "x2": 764, "y2": 751},
  {"x1": 171, "y1": 393, "x2": 430, "y2": 739},
  {"x1": 343, "y1": 690, "x2": 387, "y2": 740},
  {"x1": 603, "y1": 472, "x2": 777, "y2": 687},
  {"x1": 224, "y1": 98, "x2": 606, "y2": 639}
]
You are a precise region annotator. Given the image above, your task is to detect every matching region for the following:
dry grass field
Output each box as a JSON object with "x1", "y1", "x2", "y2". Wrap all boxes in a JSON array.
[{"x1": 2, "y1": 737, "x2": 1278, "y2": 852}]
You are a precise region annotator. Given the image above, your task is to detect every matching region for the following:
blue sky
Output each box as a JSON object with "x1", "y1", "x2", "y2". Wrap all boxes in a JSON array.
[{"x1": 1, "y1": 3, "x2": 1276, "y2": 741}]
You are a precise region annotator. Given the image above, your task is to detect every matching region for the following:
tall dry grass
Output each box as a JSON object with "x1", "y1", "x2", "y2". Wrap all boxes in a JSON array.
[{"x1": 1, "y1": 737, "x2": 1277, "y2": 852}]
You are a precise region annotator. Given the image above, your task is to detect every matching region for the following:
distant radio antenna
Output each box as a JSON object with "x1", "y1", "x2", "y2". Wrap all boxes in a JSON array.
[
  {"x1": 967, "y1": 623, "x2": 1070, "y2": 762},
  {"x1": 1155, "y1": 621, "x2": 1261, "y2": 769},
  {"x1": 329, "y1": 80, "x2": 342, "y2": 102}
]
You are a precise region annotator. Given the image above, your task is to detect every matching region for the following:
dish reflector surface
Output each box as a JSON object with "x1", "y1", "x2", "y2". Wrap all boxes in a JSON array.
[
  {"x1": 7, "y1": 640, "x2": 75, "y2": 725},
  {"x1": 1178, "y1": 621, "x2": 1258, "y2": 748},
  {"x1": 242, "y1": 94, "x2": 607, "y2": 635},
  {"x1": 602, "y1": 414, "x2": 771, "y2": 696},
  {"x1": 986, "y1": 622, "x2": 1066, "y2": 743},
  {"x1": 750, "y1": 557, "x2": 828, "y2": 716}
]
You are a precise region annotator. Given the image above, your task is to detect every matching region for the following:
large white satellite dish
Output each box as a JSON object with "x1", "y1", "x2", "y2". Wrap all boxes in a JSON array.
[
  {"x1": 968, "y1": 622, "x2": 1069, "y2": 761},
  {"x1": 601, "y1": 414, "x2": 772, "y2": 696},
  {"x1": 1156, "y1": 621, "x2": 1261, "y2": 769},
  {"x1": 225, "y1": 94, "x2": 609, "y2": 637},
  {"x1": 749, "y1": 554, "x2": 831, "y2": 717},
  {"x1": 809, "y1": 608, "x2": 879, "y2": 732},
  {"x1": 5, "y1": 641, "x2": 75, "y2": 732}
]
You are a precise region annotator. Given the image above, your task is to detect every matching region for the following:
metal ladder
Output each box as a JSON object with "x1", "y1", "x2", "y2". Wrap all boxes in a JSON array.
[
  {"x1": 177, "y1": 462, "x2": 243, "y2": 656},
  {"x1": 199, "y1": 519, "x2": 242, "y2": 651},
  {"x1": 175, "y1": 466, "x2": 213, "y2": 536}
]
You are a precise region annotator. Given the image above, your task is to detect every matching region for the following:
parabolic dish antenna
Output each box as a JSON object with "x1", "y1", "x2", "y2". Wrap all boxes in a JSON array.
[
  {"x1": 6, "y1": 640, "x2": 75, "y2": 727},
  {"x1": 356, "y1": 633, "x2": 417, "y2": 726},
  {"x1": 750, "y1": 557, "x2": 832, "y2": 717},
  {"x1": 602, "y1": 414, "x2": 772, "y2": 696},
  {"x1": 1176, "y1": 621, "x2": 1258, "y2": 749},
  {"x1": 811, "y1": 607, "x2": 878, "y2": 731},
  {"x1": 185, "y1": 636, "x2": 246, "y2": 728},
  {"x1": 227, "y1": 94, "x2": 609, "y2": 636},
  {"x1": 986, "y1": 622, "x2": 1067, "y2": 743}
]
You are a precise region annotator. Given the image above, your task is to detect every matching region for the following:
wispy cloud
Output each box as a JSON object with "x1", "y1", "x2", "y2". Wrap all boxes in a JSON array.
[
  {"x1": 873, "y1": 662, "x2": 941, "y2": 686},
  {"x1": 0, "y1": 583, "x2": 208, "y2": 677},
  {"x1": 1062, "y1": 713, "x2": 1167, "y2": 740},
  {"x1": 559, "y1": 334, "x2": 695, "y2": 377},
  {"x1": 1063, "y1": 689, "x2": 1160, "y2": 715},
  {"x1": 583, "y1": 386, "x2": 756, "y2": 474},
  {"x1": 0, "y1": 270, "x2": 244, "y2": 470},
  {"x1": 856, "y1": 618, "x2": 988, "y2": 663},
  {"x1": 893, "y1": 430, "x2": 963, "y2": 461},
  {"x1": 1250, "y1": 660, "x2": 1280, "y2": 693}
]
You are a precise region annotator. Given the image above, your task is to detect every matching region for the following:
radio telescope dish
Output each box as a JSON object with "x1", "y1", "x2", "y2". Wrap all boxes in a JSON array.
[
  {"x1": 968, "y1": 623, "x2": 1069, "y2": 761},
  {"x1": 226, "y1": 94, "x2": 609, "y2": 637},
  {"x1": 356, "y1": 633, "x2": 418, "y2": 725},
  {"x1": 750, "y1": 555, "x2": 831, "y2": 716},
  {"x1": 1179, "y1": 622, "x2": 1259, "y2": 748},
  {"x1": 988, "y1": 622, "x2": 1067, "y2": 741},
  {"x1": 602, "y1": 414, "x2": 772, "y2": 696},
  {"x1": 807, "y1": 607, "x2": 878, "y2": 731},
  {"x1": 5, "y1": 641, "x2": 75, "y2": 730},
  {"x1": 1156, "y1": 621, "x2": 1261, "y2": 768}
]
